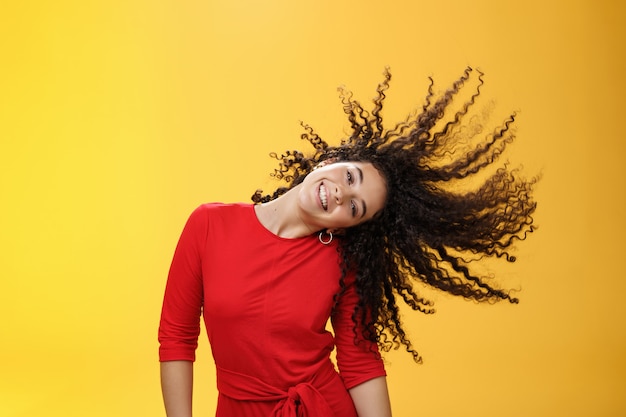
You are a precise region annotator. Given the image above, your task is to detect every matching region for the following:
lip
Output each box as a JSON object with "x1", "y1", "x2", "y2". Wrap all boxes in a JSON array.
[{"x1": 318, "y1": 182, "x2": 328, "y2": 211}]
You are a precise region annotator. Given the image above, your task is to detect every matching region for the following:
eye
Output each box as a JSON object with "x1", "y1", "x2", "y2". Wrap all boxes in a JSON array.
[
  {"x1": 350, "y1": 201, "x2": 357, "y2": 217},
  {"x1": 346, "y1": 170, "x2": 354, "y2": 185}
]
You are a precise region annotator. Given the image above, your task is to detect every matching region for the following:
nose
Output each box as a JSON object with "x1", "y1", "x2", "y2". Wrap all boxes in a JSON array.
[{"x1": 334, "y1": 185, "x2": 344, "y2": 204}]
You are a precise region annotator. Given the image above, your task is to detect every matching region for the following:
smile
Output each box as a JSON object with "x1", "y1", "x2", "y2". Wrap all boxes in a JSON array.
[{"x1": 319, "y1": 184, "x2": 328, "y2": 210}]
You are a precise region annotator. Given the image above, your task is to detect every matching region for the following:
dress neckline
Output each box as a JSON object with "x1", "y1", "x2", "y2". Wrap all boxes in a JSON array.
[{"x1": 248, "y1": 204, "x2": 322, "y2": 244}]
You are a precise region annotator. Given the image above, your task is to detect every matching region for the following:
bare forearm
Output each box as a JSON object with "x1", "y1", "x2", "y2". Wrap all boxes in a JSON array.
[
  {"x1": 161, "y1": 360, "x2": 194, "y2": 417},
  {"x1": 349, "y1": 376, "x2": 392, "y2": 417}
]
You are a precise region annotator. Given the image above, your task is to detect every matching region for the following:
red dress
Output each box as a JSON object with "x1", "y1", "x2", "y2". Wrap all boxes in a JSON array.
[{"x1": 159, "y1": 203, "x2": 386, "y2": 416}]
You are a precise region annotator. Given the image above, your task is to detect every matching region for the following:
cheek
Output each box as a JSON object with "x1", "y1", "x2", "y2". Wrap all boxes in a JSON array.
[{"x1": 331, "y1": 208, "x2": 352, "y2": 226}]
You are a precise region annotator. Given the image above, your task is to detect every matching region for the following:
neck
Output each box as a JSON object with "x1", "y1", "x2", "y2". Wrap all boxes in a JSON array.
[{"x1": 254, "y1": 185, "x2": 316, "y2": 238}]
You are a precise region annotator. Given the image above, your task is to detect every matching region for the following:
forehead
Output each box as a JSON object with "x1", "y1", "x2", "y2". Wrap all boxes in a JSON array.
[{"x1": 349, "y1": 161, "x2": 388, "y2": 209}]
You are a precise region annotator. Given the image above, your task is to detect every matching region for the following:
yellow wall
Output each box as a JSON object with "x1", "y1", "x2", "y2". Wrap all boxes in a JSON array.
[{"x1": 1, "y1": 1, "x2": 624, "y2": 416}]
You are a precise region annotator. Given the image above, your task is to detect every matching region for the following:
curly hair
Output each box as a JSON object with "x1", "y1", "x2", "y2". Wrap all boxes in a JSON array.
[{"x1": 252, "y1": 67, "x2": 538, "y2": 363}]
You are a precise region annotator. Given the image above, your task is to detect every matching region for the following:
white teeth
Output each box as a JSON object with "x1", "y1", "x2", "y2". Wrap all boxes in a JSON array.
[{"x1": 320, "y1": 184, "x2": 328, "y2": 210}]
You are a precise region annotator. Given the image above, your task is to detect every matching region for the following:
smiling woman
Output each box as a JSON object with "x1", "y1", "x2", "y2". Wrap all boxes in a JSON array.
[
  {"x1": 250, "y1": 67, "x2": 538, "y2": 365},
  {"x1": 293, "y1": 161, "x2": 387, "y2": 233},
  {"x1": 159, "y1": 67, "x2": 537, "y2": 417}
]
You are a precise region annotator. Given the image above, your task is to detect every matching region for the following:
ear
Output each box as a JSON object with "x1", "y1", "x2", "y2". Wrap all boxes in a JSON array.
[{"x1": 326, "y1": 228, "x2": 345, "y2": 236}]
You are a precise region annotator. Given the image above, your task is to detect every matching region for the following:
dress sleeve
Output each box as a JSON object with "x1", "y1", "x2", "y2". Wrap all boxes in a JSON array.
[
  {"x1": 158, "y1": 205, "x2": 208, "y2": 362},
  {"x1": 331, "y1": 272, "x2": 387, "y2": 390}
]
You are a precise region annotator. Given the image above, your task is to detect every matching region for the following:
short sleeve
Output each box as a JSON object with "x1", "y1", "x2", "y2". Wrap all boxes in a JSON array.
[
  {"x1": 331, "y1": 272, "x2": 386, "y2": 389},
  {"x1": 158, "y1": 205, "x2": 208, "y2": 362}
]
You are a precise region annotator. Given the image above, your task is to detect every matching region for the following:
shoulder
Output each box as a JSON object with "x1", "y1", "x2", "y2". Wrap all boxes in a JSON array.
[
  {"x1": 190, "y1": 202, "x2": 253, "y2": 218},
  {"x1": 184, "y1": 202, "x2": 255, "y2": 232}
]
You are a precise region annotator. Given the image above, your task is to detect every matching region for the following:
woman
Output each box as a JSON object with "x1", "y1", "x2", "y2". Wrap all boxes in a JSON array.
[{"x1": 158, "y1": 67, "x2": 538, "y2": 417}]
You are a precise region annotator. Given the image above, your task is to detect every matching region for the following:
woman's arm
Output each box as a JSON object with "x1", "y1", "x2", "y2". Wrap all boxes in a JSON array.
[
  {"x1": 330, "y1": 271, "x2": 391, "y2": 415},
  {"x1": 161, "y1": 360, "x2": 194, "y2": 417},
  {"x1": 159, "y1": 207, "x2": 208, "y2": 416},
  {"x1": 349, "y1": 376, "x2": 392, "y2": 417}
]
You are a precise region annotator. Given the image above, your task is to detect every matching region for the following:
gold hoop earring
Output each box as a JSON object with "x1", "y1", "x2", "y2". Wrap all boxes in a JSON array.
[{"x1": 318, "y1": 231, "x2": 333, "y2": 245}]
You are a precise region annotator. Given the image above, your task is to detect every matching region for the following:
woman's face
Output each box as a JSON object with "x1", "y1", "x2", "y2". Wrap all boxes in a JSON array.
[{"x1": 297, "y1": 161, "x2": 387, "y2": 232}]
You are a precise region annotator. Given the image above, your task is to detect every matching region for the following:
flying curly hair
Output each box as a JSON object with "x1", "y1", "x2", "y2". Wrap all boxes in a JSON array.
[{"x1": 252, "y1": 67, "x2": 538, "y2": 363}]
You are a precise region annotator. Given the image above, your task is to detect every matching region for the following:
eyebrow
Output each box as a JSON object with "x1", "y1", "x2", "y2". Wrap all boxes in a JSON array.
[
  {"x1": 355, "y1": 165, "x2": 367, "y2": 218},
  {"x1": 355, "y1": 165, "x2": 364, "y2": 183}
]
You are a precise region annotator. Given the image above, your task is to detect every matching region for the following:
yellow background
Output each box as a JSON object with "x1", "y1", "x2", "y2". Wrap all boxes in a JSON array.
[{"x1": 1, "y1": 1, "x2": 624, "y2": 416}]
